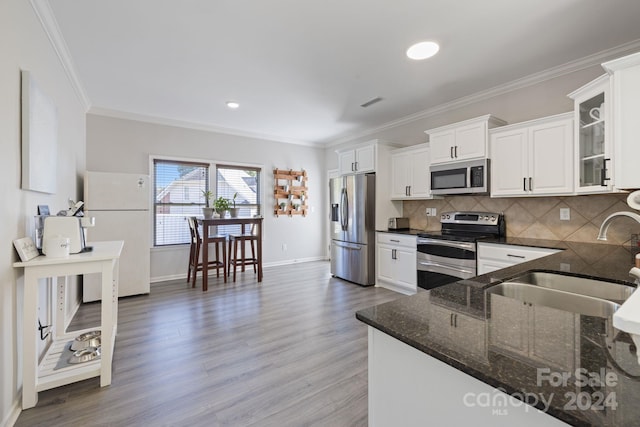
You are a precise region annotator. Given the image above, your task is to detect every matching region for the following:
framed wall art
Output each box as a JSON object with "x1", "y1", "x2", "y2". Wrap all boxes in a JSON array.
[{"x1": 21, "y1": 70, "x2": 57, "y2": 194}]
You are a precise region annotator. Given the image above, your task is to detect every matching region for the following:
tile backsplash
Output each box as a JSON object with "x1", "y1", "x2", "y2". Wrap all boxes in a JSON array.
[{"x1": 403, "y1": 194, "x2": 640, "y2": 245}]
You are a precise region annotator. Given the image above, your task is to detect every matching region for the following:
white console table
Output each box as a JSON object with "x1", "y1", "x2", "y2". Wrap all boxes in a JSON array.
[{"x1": 13, "y1": 240, "x2": 124, "y2": 409}]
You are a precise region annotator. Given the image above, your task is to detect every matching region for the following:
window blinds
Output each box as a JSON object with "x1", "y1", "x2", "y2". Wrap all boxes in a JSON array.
[
  {"x1": 153, "y1": 159, "x2": 209, "y2": 246},
  {"x1": 216, "y1": 164, "x2": 261, "y2": 235}
]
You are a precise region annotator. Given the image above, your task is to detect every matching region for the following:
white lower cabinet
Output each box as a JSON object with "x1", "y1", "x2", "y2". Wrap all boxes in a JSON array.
[
  {"x1": 477, "y1": 242, "x2": 560, "y2": 275},
  {"x1": 376, "y1": 232, "x2": 416, "y2": 294}
]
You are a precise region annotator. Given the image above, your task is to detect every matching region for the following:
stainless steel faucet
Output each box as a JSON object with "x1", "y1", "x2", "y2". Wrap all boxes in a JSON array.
[{"x1": 597, "y1": 211, "x2": 640, "y2": 241}]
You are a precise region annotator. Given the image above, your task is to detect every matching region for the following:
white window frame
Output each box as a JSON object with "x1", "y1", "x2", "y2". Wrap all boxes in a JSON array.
[{"x1": 150, "y1": 155, "x2": 264, "y2": 247}]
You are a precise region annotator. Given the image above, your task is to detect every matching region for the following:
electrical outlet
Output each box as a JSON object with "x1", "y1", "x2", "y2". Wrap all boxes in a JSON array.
[
  {"x1": 426, "y1": 208, "x2": 437, "y2": 217},
  {"x1": 560, "y1": 208, "x2": 570, "y2": 221}
]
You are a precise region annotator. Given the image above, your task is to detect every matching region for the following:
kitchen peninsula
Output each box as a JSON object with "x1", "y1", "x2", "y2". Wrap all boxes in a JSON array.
[{"x1": 357, "y1": 239, "x2": 640, "y2": 426}]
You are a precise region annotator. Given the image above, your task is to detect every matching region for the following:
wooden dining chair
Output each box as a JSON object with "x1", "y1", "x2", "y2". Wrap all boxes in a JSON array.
[
  {"x1": 187, "y1": 217, "x2": 227, "y2": 286},
  {"x1": 227, "y1": 223, "x2": 258, "y2": 282}
]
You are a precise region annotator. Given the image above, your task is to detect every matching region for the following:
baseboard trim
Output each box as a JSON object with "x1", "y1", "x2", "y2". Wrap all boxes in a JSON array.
[
  {"x1": 150, "y1": 257, "x2": 329, "y2": 283},
  {"x1": 263, "y1": 256, "x2": 327, "y2": 268},
  {"x1": 3, "y1": 396, "x2": 21, "y2": 427}
]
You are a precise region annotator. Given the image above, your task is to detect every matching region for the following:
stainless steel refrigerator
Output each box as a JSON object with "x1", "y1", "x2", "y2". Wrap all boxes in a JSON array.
[
  {"x1": 329, "y1": 173, "x2": 375, "y2": 286},
  {"x1": 83, "y1": 171, "x2": 151, "y2": 302}
]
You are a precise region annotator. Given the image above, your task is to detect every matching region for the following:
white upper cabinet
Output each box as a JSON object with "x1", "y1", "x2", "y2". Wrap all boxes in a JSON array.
[
  {"x1": 426, "y1": 115, "x2": 506, "y2": 165},
  {"x1": 337, "y1": 142, "x2": 376, "y2": 175},
  {"x1": 490, "y1": 112, "x2": 574, "y2": 197},
  {"x1": 602, "y1": 51, "x2": 640, "y2": 190},
  {"x1": 390, "y1": 143, "x2": 433, "y2": 200},
  {"x1": 568, "y1": 74, "x2": 614, "y2": 193}
]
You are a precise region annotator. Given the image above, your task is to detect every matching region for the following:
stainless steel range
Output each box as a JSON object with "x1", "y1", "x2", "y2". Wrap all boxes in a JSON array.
[{"x1": 416, "y1": 211, "x2": 505, "y2": 290}]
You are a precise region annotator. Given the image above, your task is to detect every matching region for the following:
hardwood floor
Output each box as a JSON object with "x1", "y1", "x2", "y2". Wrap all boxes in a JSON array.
[{"x1": 15, "y1": 261, "x2": 400, "y2": 427}]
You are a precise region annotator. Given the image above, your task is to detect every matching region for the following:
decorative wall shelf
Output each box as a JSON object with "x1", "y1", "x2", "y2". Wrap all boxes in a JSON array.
[{"x1": 273, "y1": 169, "x2": 308, "y2": 217}]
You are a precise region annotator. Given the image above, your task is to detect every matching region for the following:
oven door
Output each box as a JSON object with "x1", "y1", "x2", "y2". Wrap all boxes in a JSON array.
[{"x1": 416, "y1": 238, "x2": 477, "y2": 289}]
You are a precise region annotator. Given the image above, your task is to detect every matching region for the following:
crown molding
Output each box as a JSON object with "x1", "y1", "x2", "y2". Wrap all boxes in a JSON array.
[
  {"x1": 88, "y1": 107, "x2": 321, "y2": 147},
  {"x1": 30, "y1": 0, "x2": 91, "y2": 111},
  {"x1": 328, "y1": 39, "x2": 640, "y2": 146}
]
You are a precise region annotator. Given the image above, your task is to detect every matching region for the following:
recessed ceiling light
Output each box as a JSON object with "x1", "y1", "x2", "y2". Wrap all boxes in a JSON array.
[
  {"x1": 226, "y1": 101, "x2": 240, "y2": 109},
  {"x1": 406, "y1": 41, "x2": 440, "y2": 60}
]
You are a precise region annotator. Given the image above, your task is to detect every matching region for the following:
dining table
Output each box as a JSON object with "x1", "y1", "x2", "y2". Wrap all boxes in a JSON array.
[{"x1": 196, "y1": 216, "x2": 263, "y2": 291}]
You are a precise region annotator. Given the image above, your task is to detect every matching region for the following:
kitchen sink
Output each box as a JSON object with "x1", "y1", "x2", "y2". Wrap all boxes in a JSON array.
[
  {"x1": 504, "y1": 271, "x2": 636, "y2": 304},
  {"x1": 487, "y1": 282, "x2": 621, "y2": 318}
]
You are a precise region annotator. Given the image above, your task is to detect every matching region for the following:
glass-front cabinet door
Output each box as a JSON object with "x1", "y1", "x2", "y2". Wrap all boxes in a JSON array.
[{"x1": 568, "y1": 74, "x2": 613, "y2": 193}]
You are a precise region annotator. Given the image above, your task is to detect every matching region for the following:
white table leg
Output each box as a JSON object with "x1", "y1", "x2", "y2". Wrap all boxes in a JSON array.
[
  {"x1": 100, "y1": 259, "x2": 113, "y2": 387},
  {"x1": 22, "y1": 269, "x2": 38, "y2": 409}
]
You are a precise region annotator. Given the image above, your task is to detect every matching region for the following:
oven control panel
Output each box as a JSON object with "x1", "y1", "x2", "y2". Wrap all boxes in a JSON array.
[{"x1": 440, "y1": 211, "x2": 501, "y2": 226}]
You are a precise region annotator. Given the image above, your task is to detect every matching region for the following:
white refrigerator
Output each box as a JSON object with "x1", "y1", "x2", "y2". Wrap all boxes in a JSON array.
[{"x1": 83, "y1": 171, "x2": 151, "y2": 302}]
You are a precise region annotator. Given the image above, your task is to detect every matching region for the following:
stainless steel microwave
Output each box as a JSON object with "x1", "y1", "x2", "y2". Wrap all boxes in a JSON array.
[{"x1": 430, "y1": 158, "x2": 490, "y2": 195}]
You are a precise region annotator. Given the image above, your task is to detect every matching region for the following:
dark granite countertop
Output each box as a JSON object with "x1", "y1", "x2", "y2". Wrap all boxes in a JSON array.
[
  {"x1": 376, "y1": 228, "x2": 424, "y2": 236},
  {"x1": 357, "y1": 239, "x2": 640, "y2": 426}
]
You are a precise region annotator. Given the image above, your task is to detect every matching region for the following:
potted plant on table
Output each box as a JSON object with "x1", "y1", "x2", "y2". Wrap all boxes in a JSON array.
[
  {"x1": 213, "y1": 196, "x2": 230, "y2": 218},
  {"x1": 229, "y1": 192, "x2": 240, "y2": 218},
  {"x1": 201, "y1": 190, "x2": 215, "y2": 219}
]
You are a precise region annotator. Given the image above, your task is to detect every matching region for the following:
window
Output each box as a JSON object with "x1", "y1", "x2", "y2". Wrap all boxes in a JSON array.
[
  {"x1": 153, "y1": 159, "x2": 209, "y2": 246},
  {"x1": 215, "y1": 164, "x2": 261, "y2": 235},
  {"x1": 152, "y1": 159, "x2": 262, "y2": 246}
]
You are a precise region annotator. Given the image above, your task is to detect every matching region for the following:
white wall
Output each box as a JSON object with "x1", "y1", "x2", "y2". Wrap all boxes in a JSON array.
[
  {"x1": 324, "y1": 65, "x2": 608, "y2": 169},
  {"x1": 0, "y1": 1, "x2": 87, "y2": 425},
  {"x1": 85, "y1": 114, "x2": 327, "y2": 282}
]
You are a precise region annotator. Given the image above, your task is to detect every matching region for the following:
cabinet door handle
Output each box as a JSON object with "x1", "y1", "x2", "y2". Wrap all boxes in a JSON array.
[
  {"x1": 408, "y1": 186, "x2": 411, "y2": 196},
  {"x1": 529, "y1": 177, "x2": 533, "y2": 192},
  {"x1": 454, "y1": 145, "x2": 458, "y2": 158},
  {"x1": 601, "y1": 158, "x2": 611, "y2": 186},
  {"x1": 523, "y1": 177, "x2": 527, "y2": 192},
  {"x1": 391, "y1": 249, "x2": 397, "y2": 260},
  {"x1": 355, "y1": 161, "x2": 358, "y2": 171},
  {"x1": 450, "y1": 313, "x2": 454, "y2": 326},
  {"x1": 351, "y1": 162, "x2": 354, "y2": 171},
  {"x1": 450, "y1": 146, "x2": 454, "y2": 159}
]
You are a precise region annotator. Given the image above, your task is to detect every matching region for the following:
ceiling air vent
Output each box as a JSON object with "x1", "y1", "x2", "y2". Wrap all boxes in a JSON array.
[{"x1": 360, "y1": 97, "x2": 383, "y2": 108}]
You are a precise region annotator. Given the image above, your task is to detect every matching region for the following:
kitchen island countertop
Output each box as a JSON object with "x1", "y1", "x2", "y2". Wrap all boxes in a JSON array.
[{"x1": 357, "y1": 239, "x2": 640, "y2": 426}]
